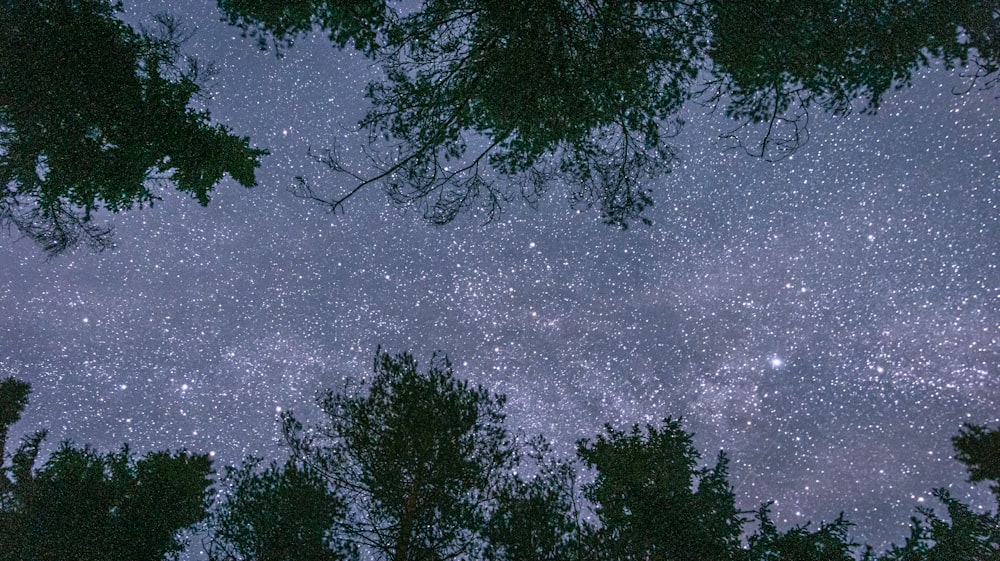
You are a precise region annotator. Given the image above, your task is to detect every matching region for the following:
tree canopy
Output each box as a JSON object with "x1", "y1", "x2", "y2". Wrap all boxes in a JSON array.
[
  {"x1": 880, "y1": 489, "x2": 1000, "y2": 561},
  {"x1": 0, "y1": 377, "x2": 213, "y2": 561},
  {"x1": 577, "y1": 418, "x2": 742, "y2": 561},
  {"x1": 0, "y1": 377, "x2": 30, "y2": 456},
  {"x1": 208, "y1": 457, "x2": 353, "y2": 561},
  {"x1": 4, "y1": 357, "x2": 1000, "y2": 561},
  {"x1": 0, "y1": 0, "x2": 267, "y2": 256},
  {"x1": 743, "y1": 504, "x2": 861, "y2": 561},
  {"x1": 953, "y1": 422, "x2": 1000, "y2": 503},
  {"x1": 485, "y1": 437, "x2": 581, "y2": 561},
  {"x1": 281, "y1": 349, "x2": 516, "y2": 561},
  {"x1": 220, "y1": 0, "x2": 999, "y2": 226},
  {"x1": 4, "y1": 0, "x2": 994, "y2": 249},
  {"x1": 213, "y1": 351, "x2": 1000, "y2": 561}
]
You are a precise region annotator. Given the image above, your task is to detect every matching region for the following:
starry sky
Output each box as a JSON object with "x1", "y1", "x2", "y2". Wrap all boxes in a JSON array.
[{"x1": 1, "y1": 0, "x2": 999, "y2": 554}]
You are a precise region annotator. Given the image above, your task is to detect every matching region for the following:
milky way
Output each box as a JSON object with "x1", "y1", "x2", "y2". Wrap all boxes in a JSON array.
[{"x1": 1, "y1": 0, "x2": 998, "y2": 554}]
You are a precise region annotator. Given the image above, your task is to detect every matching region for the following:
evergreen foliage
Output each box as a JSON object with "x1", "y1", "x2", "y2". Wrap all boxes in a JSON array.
[
  {"x1": 0, "y1": 379, "x2": 213, "y2": 561},
  {"x1": 222, "y1": 0, "x2": 1000, "y2": 225},
  {"x1": 4, "y1": 354, "x2": 999, "y2": 560},
  {"x1": 208, "y1": 458, "x2": 353, "y2": 561},
  {"x1": 577, "y1": 419, "x2": 742, "y2": 561},
  {"x1": 0, "y1": 0, "x2": 267, "y2": 255},
  {"x1": 281, "y1": 349, "x2": 516, "y2": 561},
  {"x1": 954, "y1": 422, "x2": 1000, "y2": 502}
]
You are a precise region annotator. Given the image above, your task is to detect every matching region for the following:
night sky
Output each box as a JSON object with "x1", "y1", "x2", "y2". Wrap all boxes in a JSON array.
[{"x1": 1, "y1": 0, "x2": 999, "y2": 554}]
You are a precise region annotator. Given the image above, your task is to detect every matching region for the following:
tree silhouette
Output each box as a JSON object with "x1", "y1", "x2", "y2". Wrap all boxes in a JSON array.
[
  {"x1": 282, "y1": 349, "x2": 516, "y2": 561},
  {"x1": 704, "y1": 0, "x2": 997, "y2": 160},
  {"x1": 0, "y1": 377, "x2": 30, "y2": 457},
  {"x1": 0, "y1": 378, "x2": 213, "y2": 561},
  {"x1": 208, "y1": 457, "x2": 354, "y2": 561},
  {"x1": 743, "y1": 503, "x2": 862, "y2": 561},
  {"x1": 576, "y1": 418, "x2": 742, "y2": 561},
  {"x1": 217, "y1": 0, "x2": 387, "y2": 55},
  {"x1": 486, "y1": 436, "x2": 582, "y2": 561},
  {"x1": 8, "y1": 359, "x2": 1000, "y2": 560},
  {"x1": 879, "y1": 489, "x2": 1000, "y2": 561},
  {"x1": 0, "y1": 0, "x2": 267, "y2": 256},
  {"x1": 219, "y1": 0, "x2": 706, "y2": 226},
  {"x1": 221, "y1": 0, "x2": 996, "y2": 227},
  {"x1": 953, "y1": 422, "x2": 1000, "y2": 503},
  {"x1": 286, "y1": 0, "x2": 706, "y2": 228}
]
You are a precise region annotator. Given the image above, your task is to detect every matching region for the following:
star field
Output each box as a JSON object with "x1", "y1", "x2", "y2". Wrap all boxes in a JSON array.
[{"x1": 1, "y1": 1, "x2": 998, "y2": 554}]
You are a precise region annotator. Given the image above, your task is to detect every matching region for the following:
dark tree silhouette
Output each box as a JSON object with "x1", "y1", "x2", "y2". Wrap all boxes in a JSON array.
[
  {"x1": 953, "y1": 422, "x2": 1000, "y2": 502},
  {"x1": 221, "y1": 0, "x2": 708, "y2": 226},
  {"x1": 286, "y1": 0, "x2": 706, "y2": 228},
  {"x1": 0, "y1": 0, "x2": 267, "y2": 256},
  {"x1": 576, "y1": 418, "x2": 742, "y2": 561},
  {"x1": 0, "y1": 377, "x2": 32, "y2": 509},
  {"x1": 704, "y1": 0, "x2": 997, "y2": 160},
  {"x1": 879, "y1": 489, "x2": 1000, "y2": 561},
  {"x1": 282, "y1": 349, "x2": 516, "y2": 561},
  {"x1": 9, "y1": 357, "x2": 1000, "y2": 561},
  {"x1": 743, "y1": 503, "x2": 862, "y2": 561},
  {"x1": 217, "y1": 0, "x2": 387, "y2": 55},
  {"x1": 486, "y1": 436, "x2": 582, "y2": 561},
  {"x1": 0, "y1": 379, "x2": 213, "y2": 561},
  {"x1": 0, "y1": 377, "x2": 30, "y2": 457},
  {"x1": 208, "y1": 457, "x2": 354, "y2": 561},
  {"x1": 220, "y1": 0, "x2": 996, "y2": 227}
]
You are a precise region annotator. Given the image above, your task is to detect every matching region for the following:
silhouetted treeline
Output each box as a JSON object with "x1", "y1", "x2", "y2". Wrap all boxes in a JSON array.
[
  {"x1": 0, "y1": 0, "x2": 266, "y2": 256},
  {"x1": 221, "y1": 0, "x2": 1000, "y2": 226},
  {"x1": 4, "y1": 0, "x2": 997, "y2": 256},
  {"x1": 0, "y1": 377, "x2": 213, "y2": 560},
  {"x1": 2, "y1": 353, "x2": 999, "y2": 560}
]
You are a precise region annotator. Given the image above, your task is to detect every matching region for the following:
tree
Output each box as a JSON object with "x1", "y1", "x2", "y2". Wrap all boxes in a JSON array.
[
  {"x1": 217, "y1": 0, "x2": 387, "y2": 55},
  {"x1": 0, "y1": 377, "x2": 30, "y2": 457},
  {"x1": 222, "y1": 0, "x2": 710, "y2": 227},
  {"x1": 208, "y1": 457, "x2": 354, "y2": 561},
  {"x1": 703, "y1": 0, "x2": 995, "y2": 160},
  {"x1": 0, "y1": 0, "x2": 267, "y2": 256},
  {"x1": 576, "y1": 418, "x2": 742, "y2": 561},
  {"x1": 0, "y1": 378, "x2": 214, "y2": 561},
  {"x1": 220, "y1": 0, "x2": 996, "y2": 227},
  {"x1": 285, "y1": 0, "x2": 705, "y2": 228},
  {"x1": 485, "y1": 437, "x2": 582, "y2": 561},
  {"x1": 283, "y1": 349, "x2": 516, "y2": 561},
  {"x1": 879, "y1": 489, "x2": 1000, "y2": 561},
  {"x1": 953, "y1": 422, "x2": 1000, "y2": 502},
  {"x1": 743, "y1": 503, "x2": 861, "y2": 561}
]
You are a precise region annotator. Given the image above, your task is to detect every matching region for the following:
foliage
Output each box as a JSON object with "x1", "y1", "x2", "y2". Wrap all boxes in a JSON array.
[
  {"x1": 879, "y1": 489, "x2": 1000, "y2": 561},
  {"x1": 282, "y1": 349, "x2": 516, "y2": 561},
  {"x1": 704, "y1": 0, "x2": 993, "y2": 159},
  {"x1": 486, "y1": 436, "x2": 581, "y2": 561},
  {"x1": 5, "y1": 357, "x2": 1000, "y2": 561},
  {"x1": 954, "y1": 422, "x2": 1000, "y2": 502},
  {"x1": 0, "y1": 378, "x2": 213, "y2": 561},
  {"x1": 0, "y1": 0, "x2": 267, "y2": 256},
  {"x1": 287, "y1": 0, "x2": 706, "y2": 228},
  {"x1": 222, "y1": 0, "x2": 998, "y2": 226},
  {"x1": 743, "y1": 503, "x2": 861, "y2": 561},
  {"x1": 577, "y1": 418, "x2": 742, "y2": 561},
  {"x1": 0, "y1": 377, "x2": 30, "y2": 456},
  {"x1": 217, "y1": 0, "x2": 387, "y2": 55},
  {"x1": 208, "y1": 457, "x2": 354, "y2": 561}
]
